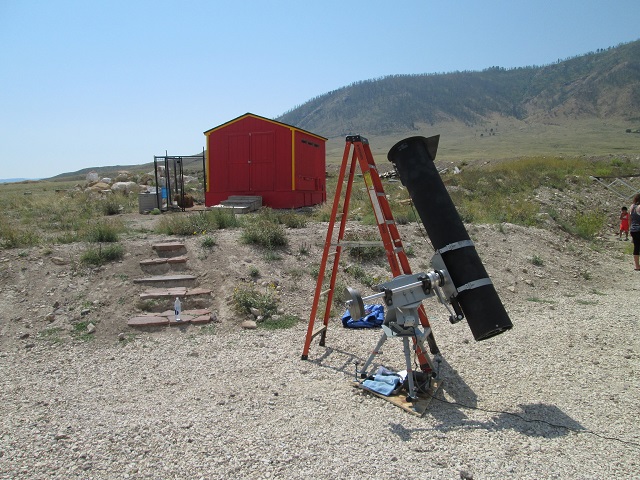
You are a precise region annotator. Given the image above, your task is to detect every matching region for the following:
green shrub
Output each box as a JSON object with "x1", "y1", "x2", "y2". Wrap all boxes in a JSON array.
[
  {"x1": 201, "y1": 236, "x2": 216, "y2": 248},
  {"x1": 241, "y1": 215, "x2": 288, "y2": 248},
  {"x1": 278, "y1": 210, "x2": 307, "y2": 228},
  {"x1": 574, "y1": 211, "x2": 607, "y2": 239},
  {"x1": 102, "y1": 196, "x2": 123, "y2": 215},
  {"x1": 232, "y1": 282, "x2": 278, "y2": 319},
  {"x1": 81, "y1": 243, "x2": 124, "y2": 265},
  {"x1": 84, "y1": 220, "x2": 122, "y2": 243},
  {"x1": 530, "y1": 254, "x2": 544, "y2": 266},
  {"x1": 156, "y1": 209, "x2": 239, "y2": 235}
]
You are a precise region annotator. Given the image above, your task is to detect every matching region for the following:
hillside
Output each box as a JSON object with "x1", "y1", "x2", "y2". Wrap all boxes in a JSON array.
[{"x1": 278, "y1": 40, "x2": 640, "y2": 138}]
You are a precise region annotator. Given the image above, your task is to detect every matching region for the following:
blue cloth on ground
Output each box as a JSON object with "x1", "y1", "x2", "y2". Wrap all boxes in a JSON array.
[
  {"x1": 362, "y1": 374, "x2": 401, "y2": 396},
  {"x1": 341, "y1": 304, "x2": 384, "y2": 329}
]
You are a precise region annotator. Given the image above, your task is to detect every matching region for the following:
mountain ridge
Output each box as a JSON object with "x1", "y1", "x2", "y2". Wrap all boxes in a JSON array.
[{"x1": 277, "y1": 39, "x2": 640, "y2": 139}]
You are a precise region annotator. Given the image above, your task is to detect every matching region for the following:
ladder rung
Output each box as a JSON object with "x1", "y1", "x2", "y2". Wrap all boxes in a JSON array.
[
  {"x1": 310, "y1": 326, "x2": 327, "y2": 339},
  {"x1": 333, "y1": 240, "x2": 384, "y2": 247},
  {"x1": 320, "y1": 289, "x2": 332, "y2": 297}
]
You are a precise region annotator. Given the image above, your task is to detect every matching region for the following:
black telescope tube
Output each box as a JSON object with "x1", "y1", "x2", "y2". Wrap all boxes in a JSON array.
[{"x1": 388, "y1": 135, "x2": 512, "y2": 341}]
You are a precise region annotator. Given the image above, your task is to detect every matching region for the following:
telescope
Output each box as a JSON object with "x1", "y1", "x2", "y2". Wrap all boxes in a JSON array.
[
  {"x1": 387, "y1": 135, "x2": 513, "y2": 341},
  {"x1": 347, "y1": 135, "x2": 513, "y2": 403}
]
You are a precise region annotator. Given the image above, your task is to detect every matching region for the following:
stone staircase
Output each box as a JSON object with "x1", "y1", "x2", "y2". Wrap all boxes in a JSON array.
[{"x1": 128, "y1": 242, "x2": 214, "y2": 327}]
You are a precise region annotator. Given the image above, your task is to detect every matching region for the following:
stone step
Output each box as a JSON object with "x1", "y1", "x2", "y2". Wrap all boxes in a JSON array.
[
  {"x1": 139, "y1": 287, "x2": 212, "y2": 300},
  {"x1": 213, "y1": 195, "x2": 262, "y2": 214},
  {"x1": 152, "y1": 242, "x2": 187, "y2": 258},
  {"x1": 127, "y1": 309, "x2": 213, "y2": 327},
  {"x1": 139, "y1": 255, "x2": 188, "y2": 274},
  {"x1": 140, "y1": 255, "x2": 188, "y2": 266},
  {"x1": 133, "y1": 274, "x2": 197, "y2": 287}
]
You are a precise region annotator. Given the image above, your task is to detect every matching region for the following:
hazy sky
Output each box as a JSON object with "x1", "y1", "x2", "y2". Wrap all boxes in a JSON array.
[{"x1": 1, "y1": 0, "x2": 638, "y2": 179}]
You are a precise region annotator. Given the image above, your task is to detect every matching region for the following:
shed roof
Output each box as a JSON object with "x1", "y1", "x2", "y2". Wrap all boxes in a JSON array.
[{"x1": 203, "y1": 113, "x2": 327, "y2": 141}]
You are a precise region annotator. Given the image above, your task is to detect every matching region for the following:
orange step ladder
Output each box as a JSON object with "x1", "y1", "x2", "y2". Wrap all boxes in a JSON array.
[{"x1": 301, "y1": 135, "x2": 439, "y2": 370}]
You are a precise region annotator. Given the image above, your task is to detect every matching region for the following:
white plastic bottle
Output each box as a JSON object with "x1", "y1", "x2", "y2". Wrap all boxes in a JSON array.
[{"x1": 174, "y1": 297, "x2": 182, "y2": 322}]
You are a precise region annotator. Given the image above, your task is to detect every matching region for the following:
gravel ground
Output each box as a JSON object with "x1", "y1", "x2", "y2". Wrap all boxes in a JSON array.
[{"x1": 1, "y1": 221, "x2": 639, "y2": 479}]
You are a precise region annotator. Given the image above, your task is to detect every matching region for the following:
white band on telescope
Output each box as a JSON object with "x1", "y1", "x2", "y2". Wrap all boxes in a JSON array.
[
  {"x1": 436, "y1": 239, "x2": 475, "y2": 254},
  {"x1": 456, "y1": 277, "x2": 493, "y2": 293}
]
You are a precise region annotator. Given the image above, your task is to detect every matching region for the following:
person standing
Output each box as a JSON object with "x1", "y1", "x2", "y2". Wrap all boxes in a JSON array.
[
  {"x1": 630, "y1": 194, "x2": 640, "y2": 270},
  {"x1": 618, "y1": 206, "x2": 630, "y2": 241}
]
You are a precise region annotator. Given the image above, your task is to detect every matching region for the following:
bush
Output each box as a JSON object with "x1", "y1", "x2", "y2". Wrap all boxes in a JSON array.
[
  {"x1": 201, "y1": 236, "x2": 216, "y2": 248},
  {"x1": 156, "y1": 209, "x2": 239, "y2": 236},
  {"x1": 574, "y1": 211, "x2": 607, "y2": 239},
  {"x1": 232, "y1": 282, "x2": 278, "y2": 319},
  {"x1": 241, "y1": 212, "x2": 288, "y2": 248},
  {"x1": 84, "y1": 220, "x2": 122, "y2": 243},
  {"x1": 81, "y1": 243, "x2": 124, "y2": 265},
  {"x1": 102, "y1": 196, "x2": 123, "y2": 215},
  {"x1": 277, "y1": 210, "x2": 307, "y2": 228}
]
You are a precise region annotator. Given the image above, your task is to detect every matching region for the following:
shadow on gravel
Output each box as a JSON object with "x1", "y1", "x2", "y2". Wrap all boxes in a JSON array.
[
  {"x1": 307, "y1": 346, "x2": 367, "y2": 378},
  {"x1": 389, "y1": 402, "x2": 584, "y2": 441}
]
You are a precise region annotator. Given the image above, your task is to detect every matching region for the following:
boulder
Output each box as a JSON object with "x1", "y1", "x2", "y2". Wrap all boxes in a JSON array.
[{"x1": 111, "y1": 181, "x2": 139, "y2": 194}]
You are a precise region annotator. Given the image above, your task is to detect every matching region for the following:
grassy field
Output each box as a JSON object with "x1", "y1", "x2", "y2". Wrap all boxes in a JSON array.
[
  {"x1": 2, "y1": 121, "x2": 639, "y2": 253},
  {"x1": 325, "y1": 118, "x2": 640, "y2": 169}
]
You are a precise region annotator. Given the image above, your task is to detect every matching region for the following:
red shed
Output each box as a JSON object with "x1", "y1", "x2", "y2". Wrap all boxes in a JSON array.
[{"x1": 204, "y1": 113, "x2": 327, "y2": 209}]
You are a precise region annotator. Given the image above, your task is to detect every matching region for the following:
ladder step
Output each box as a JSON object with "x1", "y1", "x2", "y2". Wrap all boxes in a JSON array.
[
  {"x1": 310, "y1": 325, "x2": 327, "y2": 339},
  {"x1": 320, "y1": 288, "x2": 332, "y2": 297},
  {"x1": 332, "y1": 240, "x2": 384, "y2": 247}
]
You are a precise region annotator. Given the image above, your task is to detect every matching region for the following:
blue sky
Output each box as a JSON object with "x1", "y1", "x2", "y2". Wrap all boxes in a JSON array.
[{"x1": 1, "y1": 0, "x2": 639, "y2": 179}]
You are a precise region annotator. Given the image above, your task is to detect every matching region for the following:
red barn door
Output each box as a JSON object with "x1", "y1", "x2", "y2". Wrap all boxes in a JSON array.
[
  {"x1": 226, "y1": 131, "x2": 275, "y2": 193},
  {"x1": 227, "y1": 133, "x2": 250, "y2": 190},
  {"x1": 250, "y1": 132, "x2": 275, "y2": 191}
]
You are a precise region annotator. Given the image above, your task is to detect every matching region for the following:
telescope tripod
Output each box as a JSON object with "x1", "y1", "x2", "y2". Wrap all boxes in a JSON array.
[{"x1": 359, "y1": 322, "x2": 433, "y2": 401}]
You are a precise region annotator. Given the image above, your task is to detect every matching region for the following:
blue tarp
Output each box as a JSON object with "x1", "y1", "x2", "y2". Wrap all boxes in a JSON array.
[{"x1": 341, "y1": 304, "x2": 384, "y2": 329}]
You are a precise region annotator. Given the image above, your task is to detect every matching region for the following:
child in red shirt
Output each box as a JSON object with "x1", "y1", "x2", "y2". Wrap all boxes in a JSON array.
[{"x1": 619, "y1": 206, "x2": 629, "y2": 241}]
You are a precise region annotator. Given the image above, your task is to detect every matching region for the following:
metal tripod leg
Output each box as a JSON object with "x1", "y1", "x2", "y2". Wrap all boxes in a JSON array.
[
  {"x1": 402, "y1": 336, "x2": 417, "y2": 400},
  {"x1": 404, "y1": 330, "x2": 431, "y2": 401},
  {"x1": 359, "y1": 331, "x2": 388, "y2": 377}
]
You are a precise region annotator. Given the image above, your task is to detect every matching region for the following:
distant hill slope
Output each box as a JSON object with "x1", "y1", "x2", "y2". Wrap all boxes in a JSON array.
[{"x1": 277, "y1": 40, "x2": 640, "y2": 138}]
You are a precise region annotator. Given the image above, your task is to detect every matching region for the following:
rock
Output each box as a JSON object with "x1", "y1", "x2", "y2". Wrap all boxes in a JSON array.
[
  {"x1": 111, "y1": 181, "x2": 138, "y2": 194},
  {"x1": 118, "y1": 333, "x2": 126, "y2": 342},
  {"x1": 241, "y1": 320, "x2": 257, "y2": 330},
  {"x1": 50, "y1": 257, "x2": 69, "y2": 266},
  {"x1": 250, "y1": 307, "x2": 261, "y2": 317},
  {"x1": 81, "y1": 309, "x2": 90, "y2": 316},
  {"x1": 86, "y1": 323, "x2": 96, "y2": 334},
  {"x1": 85, "y1": 172, "x2": 99, "y2": 183},
  {"x1": 45, "y1": 313, "x2": 56, "y2": 323}
]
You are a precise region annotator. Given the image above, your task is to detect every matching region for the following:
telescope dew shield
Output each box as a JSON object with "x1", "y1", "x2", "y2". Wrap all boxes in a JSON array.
[{"x1": 387, "y1": 136, "x2": 513, "y2": 341}]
